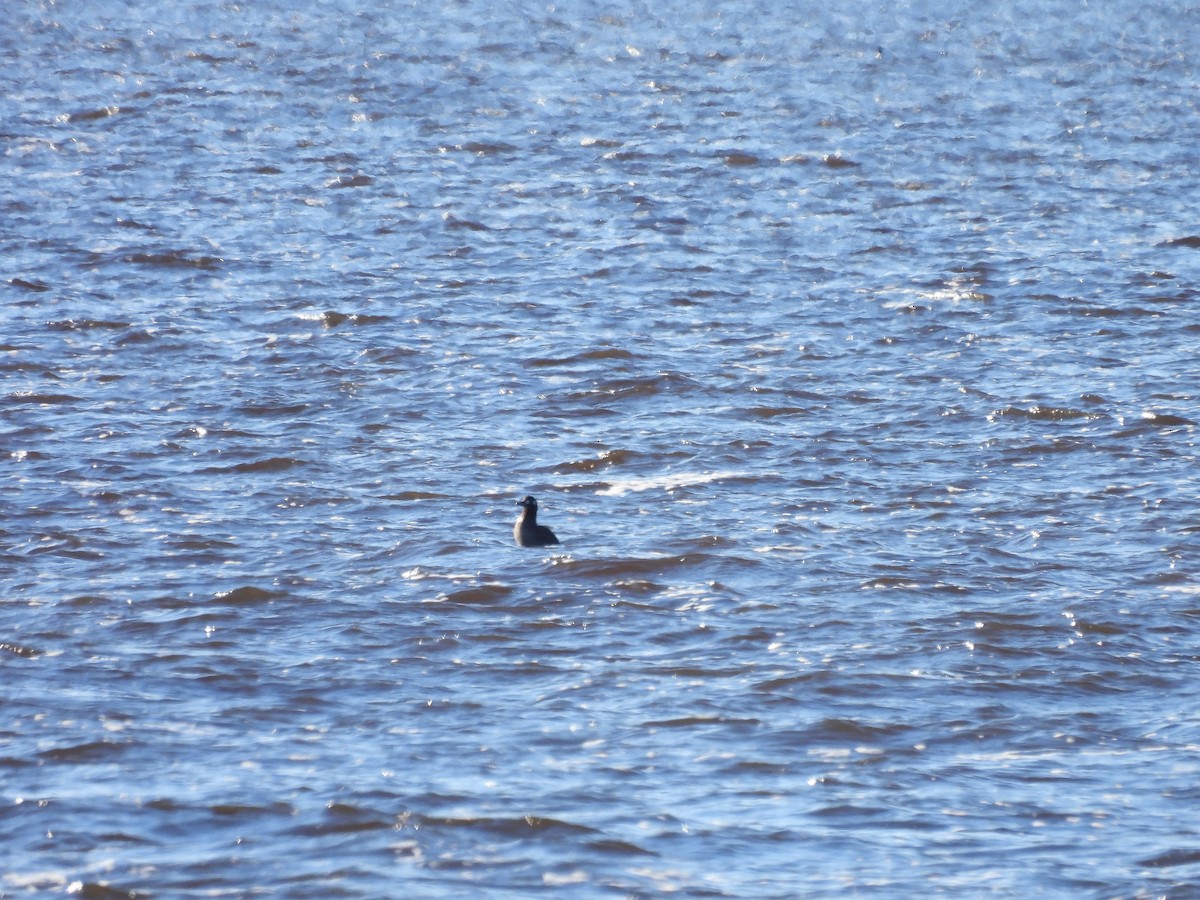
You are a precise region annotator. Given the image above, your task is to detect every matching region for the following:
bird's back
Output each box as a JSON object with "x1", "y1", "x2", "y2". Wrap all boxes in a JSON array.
[{"x1": 515, "y1": 518, "x2": 558, "y2": 547}]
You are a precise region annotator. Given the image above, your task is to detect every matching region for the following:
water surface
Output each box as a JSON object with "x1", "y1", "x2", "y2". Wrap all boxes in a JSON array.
[{"x1": 4, "y1": 0, "x2": 1200, "y2": 896}]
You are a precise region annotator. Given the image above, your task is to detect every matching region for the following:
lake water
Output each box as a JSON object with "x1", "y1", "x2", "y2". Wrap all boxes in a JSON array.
[{"x1": 4, "y1": 0, "x2": 1200, "y2": 896}]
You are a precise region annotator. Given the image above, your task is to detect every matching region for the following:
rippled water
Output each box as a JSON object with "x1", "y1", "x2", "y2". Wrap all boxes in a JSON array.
[{"x1": 5, "y1": 0, "x2": 1200, "y2": 896}]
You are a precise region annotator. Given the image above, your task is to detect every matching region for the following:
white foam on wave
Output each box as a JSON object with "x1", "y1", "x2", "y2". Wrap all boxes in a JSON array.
[{"x1": 595, "y1": 469, "x2": 748, "y2": 497}]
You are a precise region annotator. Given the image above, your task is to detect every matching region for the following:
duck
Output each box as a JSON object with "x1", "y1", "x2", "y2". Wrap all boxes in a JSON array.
[{"x1": 514, "y1": 496, "x2": 560, "y2": 548}]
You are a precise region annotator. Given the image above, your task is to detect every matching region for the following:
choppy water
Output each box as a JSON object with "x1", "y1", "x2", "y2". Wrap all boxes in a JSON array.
[{"x1": 4, "y1": 0, "x2": 1200, "y2": 896}]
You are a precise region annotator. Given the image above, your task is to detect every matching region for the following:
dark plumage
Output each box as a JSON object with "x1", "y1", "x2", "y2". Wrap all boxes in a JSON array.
[{"x1": 514, "y1": 495, "x2": 559, "y2": 548}]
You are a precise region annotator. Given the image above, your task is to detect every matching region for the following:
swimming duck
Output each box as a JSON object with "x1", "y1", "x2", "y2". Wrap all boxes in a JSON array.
[{"x1": 514, "y1": 496, "x2": 559, "y2": 548}]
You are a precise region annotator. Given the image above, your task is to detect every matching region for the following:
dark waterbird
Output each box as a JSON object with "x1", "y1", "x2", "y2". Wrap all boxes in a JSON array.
[{"x1": 514, "y1": 496, "x2": 559, "y2": 548}]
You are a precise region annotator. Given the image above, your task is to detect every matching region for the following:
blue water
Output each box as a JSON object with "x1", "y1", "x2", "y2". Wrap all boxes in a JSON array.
[{"x1": 4, "y1": 0, "x2": 1200, "y2": 896}]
